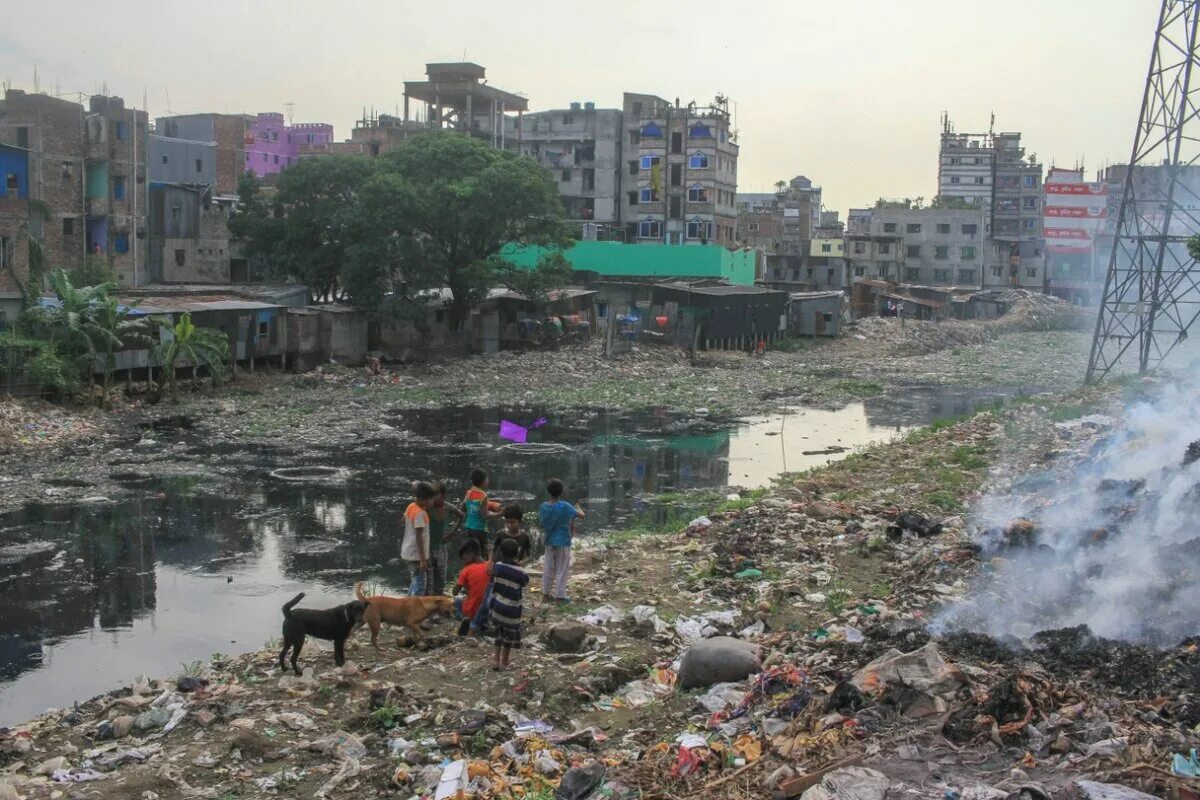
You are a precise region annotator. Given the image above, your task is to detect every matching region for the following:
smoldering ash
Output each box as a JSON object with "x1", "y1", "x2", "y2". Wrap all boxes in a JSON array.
[{"x1": 935, "y1": 377, "x2": 1200, "y2": 646}]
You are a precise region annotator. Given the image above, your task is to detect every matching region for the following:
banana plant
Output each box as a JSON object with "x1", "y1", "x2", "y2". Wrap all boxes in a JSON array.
[{"x1": 152, "y1": 312, "x2": 230, "y2": 399}]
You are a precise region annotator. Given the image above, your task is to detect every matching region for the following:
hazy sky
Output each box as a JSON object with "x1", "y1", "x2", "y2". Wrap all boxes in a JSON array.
[{"x1": 4, "y1": 0, "x2": 1152, "y2": 213}]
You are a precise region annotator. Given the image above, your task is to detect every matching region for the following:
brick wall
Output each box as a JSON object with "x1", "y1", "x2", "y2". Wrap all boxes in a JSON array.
[
  {"x1": 0, "y1": 196, "x2": 31, "y2": 295},
  {"x1": 212, "y1": 115, "x2": 247, "y2": 195}
]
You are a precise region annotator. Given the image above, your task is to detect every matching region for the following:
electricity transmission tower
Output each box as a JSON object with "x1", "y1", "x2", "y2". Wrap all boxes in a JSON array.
[{"x1": 1087, "y1": 0, "x2": 1200, "y2": 381}]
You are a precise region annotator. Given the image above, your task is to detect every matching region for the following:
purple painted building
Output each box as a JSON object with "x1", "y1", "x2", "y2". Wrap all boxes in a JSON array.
[{"x1": 244, "y1": 113, "x2": 334, "y2": 177}]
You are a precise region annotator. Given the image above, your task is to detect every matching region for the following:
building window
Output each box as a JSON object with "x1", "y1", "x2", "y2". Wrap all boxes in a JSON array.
[
  {"x1": 688, "y1": 152, "x2": 709, "y2": 169},
  {"x1": 878, "y1": 242, "x2": 891, "y2": 255},
  {"x1": 114, "y1": 233, "x2": 129, "y2": 254},
  {"x1": 5, "y1": 173, "x2": 17, "y2": 196},
  {"x1": 196, "y1": 159, "x2": 203, "y2": 173},
  {"x1": 561, "y1": 168, "x2": 571, "y2": 182},
  {"x1": 906, "y1": 245, "x2": 921, "y2": 258},
  {"x1": 1025, "y1": 266, "x2": 1038, "y2": 278},
  {"x1": 640, "y1": 123, "x2": 663, "y2": 137},
  {"x1": 63, "y1": 218, "x2": 75, "y2": 235},
  {"x1": 638, "y1": 219, "x2": 661, "y2": 238},
  {"x1": 16, "y1": 127, "x2": 28, "y2": 148},
  {"x1": 748, "y1": 222, "x2": 759, "y2": 232},
  {"x1": 262, "y1": 153, "x2": 268, "y2": 162},
  {"x1": 628, "y1": 160, "x2": 638, "y2": 176},
  {"x1": 974, "y1": 176, "x2": 984, "y2": 184},
  {"x1": 113, "y1": 176, "x2": 126, "y2": 200},
  {"x1": 669, "y1": 196, "x2": 682, "y2": 219},
  {"x1": 934, "y1": 269, "x2": 950, "y2": 282},
  {"x1": 950, "y1": 176, "x2": 961, "y2": 184},
  {"x1": 1023, "y1": 175, "x2": 1038, "y2": 188},
  {"x1": 853, "y1": 242, "x2": 866, "y2": 254},
  {"x1": 991, "y1": 266, "x2": 1004, "y2": 278},
  {"x1": 962, "y1": 224, "x2": 978, "y2": 235},
  {"x1": 935, "y1": 246, "x2": 949, "y2": 260},
  {"x1": 258, "y1": 320, "x2": 270, "y2": 336},
  {"x1": 639, "y1": 154, "x2": 661, "y2": 169},
  {"x1": 821, "y1": 243, "x2": 832, "y2": 253},
  {"x1": 961, "y1": 246, "x2": 977, "y2": 260},
  {"x1": 1022, "y1": 197, "x2": 1038, "y2": 209},
  {"x1": 562, "y1": 114, "x2": 575, "y2": 125},
  {"x1": 1021, "y1": 219, "x2": 1036, "y2": 230},
  {"x1": 882, "y1": 222, "x2": 897, "y2": 233},
  {"x1": 671, "y1": 132, "x2": 682, "y2": 154},
  {"x1": 640, "y1": 187, "x2": 660, "y2": 202},
  {"x1": 115, "y1": 122, "x2": 127, "y2": 141},
  {"x1": 628, "y1": 191, "x2": 639, "y2": 206},
  {"x1": 629, "y1": 130, "x2": 640, "y2": 146},
  {"x1": 949, "y1": 157, "x2": 960, "y2": 165},
  {"x1": 687, "y1": 184, "x2": 708, "y2": 202},
  {"x1": 61, "y1": 161, "x2": 72, "y2": 180},
  {"x1": 854, "y1": 266, "x2": 866, "y2": 277},
  {"x1": 175, "y1": 249, "x2": 186, "y2": 266},
  {"x1": 958, "y1": 268, "x2": 975, "y2": 283},
  {"x1": 162, "y1": 155, "x2": 169, "y2": 165},
  {"x1": 686, "y1": 219, "x2": 712, "y2": 240},
  {"x1": 273, "y1": 155, "x2": 279, "y2": 165},
  {"x1": 905, "y1": 268, "x2": 920, "y2": 281},
  {"x1": 906, "y1": 223, "x2": 921, "y2": 233},
  {"x1": 937, "y1": 223, "x2": 951, "y2": 234},
  {"x1": 669, "y1": 163, "x2": 682, "y2": 187}
]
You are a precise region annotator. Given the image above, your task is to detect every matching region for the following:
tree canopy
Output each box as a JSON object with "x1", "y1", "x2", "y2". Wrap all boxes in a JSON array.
[{"x1": 232, "y1": 133, "x2": 574, "y2": 322}]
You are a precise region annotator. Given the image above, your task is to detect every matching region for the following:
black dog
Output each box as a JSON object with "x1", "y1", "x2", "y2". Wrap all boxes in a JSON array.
[{"x1": 278, "y1": 593, "x2": 368, "y2": 675}]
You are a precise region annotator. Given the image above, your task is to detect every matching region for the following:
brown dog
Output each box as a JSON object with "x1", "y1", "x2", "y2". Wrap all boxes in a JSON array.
[{"x1": 354, "y1": 583, "x2": 455, "y2": 650}]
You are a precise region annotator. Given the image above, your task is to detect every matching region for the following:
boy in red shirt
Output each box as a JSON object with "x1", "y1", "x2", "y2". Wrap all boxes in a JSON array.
[{"x1": 454, "y1": 540, "x2": 490, "y2": 637}]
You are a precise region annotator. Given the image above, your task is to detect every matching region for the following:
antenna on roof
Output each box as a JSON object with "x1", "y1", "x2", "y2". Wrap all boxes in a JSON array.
[{"x1": 284, "y1": 102, "x2": 295, "y2": 125}]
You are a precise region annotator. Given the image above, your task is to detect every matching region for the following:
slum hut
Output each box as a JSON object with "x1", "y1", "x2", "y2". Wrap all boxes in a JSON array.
[
  {"x1": 880, "y1": 290, "x2": 947, "y2": 322},
  {"x1": 789, "y1": 291, "x2": 845, "y2": 337},
  {"x1": 113, "y1": 293, "x2": 288, "y2": 376},
  {"x1": 483, "y1": 287, "x2": 597, "y2": 350},
  {"x1": 285, "y1": 308, "x2": 323, "y2": 372},
  {"x1": 650, "y1": 282, "x2": 789, "y2": 351},
  {"x1": 312, "y1": 304, "x2": 368, "y2": 365}
]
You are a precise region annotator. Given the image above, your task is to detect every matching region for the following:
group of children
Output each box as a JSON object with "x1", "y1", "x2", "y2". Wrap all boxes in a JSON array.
[{"x1": 400, "y1": 469, "x2": 584, "y2": 670}]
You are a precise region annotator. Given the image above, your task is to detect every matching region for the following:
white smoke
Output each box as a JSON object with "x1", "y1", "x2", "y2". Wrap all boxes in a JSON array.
[{"x1": 935, "y1": 376, "x2": 1200, "y2": 645}]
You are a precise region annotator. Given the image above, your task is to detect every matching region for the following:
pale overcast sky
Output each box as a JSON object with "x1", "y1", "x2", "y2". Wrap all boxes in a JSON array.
[{"x1": 4, "y1": 0, "x2": 1152, "y2": 213}]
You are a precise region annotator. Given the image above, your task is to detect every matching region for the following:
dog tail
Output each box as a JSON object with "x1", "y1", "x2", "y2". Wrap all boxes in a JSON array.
[
  {"x1": 282, "y1": 592, "x2": 305, "y2": 618},
  {"x1": 354, "y1": 582, "x2": 367, "y2": 602}
]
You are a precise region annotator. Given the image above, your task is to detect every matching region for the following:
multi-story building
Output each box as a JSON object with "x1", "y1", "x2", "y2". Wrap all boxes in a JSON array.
[
  {"x1": 519, "y1": 104, "x2": 623, "y2": 234},
  {"x1": 243, "y1": 113, "x2": 333, "y2": 179},
  {"x1": 620, "y1": 92, "x2": 738, "y2": 246},
  {"x1": 938, "y1": 127, "x2": 994, "y2": 208},
  {"x1": 847, "y1": 206, "x2": 990, "y2": 288},
  {"x1": 739, "y1": 177, "x2": 831, "y2": 290},
  {"x1": 154, "y1": 113, "x2": 249, "y2": 195},
  {"x1": 1043, "y1": 167, "x2": 1108, "y2": 304},
  {"x1": 0, "y1": 90, "x2": 149, "y2": 292},
  {"x1": 990, "y1": 132, "x2": 1044, "y2": 289}
]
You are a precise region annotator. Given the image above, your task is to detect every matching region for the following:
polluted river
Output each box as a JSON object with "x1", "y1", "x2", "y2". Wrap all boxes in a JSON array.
[{"x1": 0, "y1": 386, "x2": 1028, "y2": 725}]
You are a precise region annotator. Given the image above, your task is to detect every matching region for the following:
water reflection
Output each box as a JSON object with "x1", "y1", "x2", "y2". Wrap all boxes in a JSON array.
[{"x1": 0, "y1": 392, "x2": 1027, "y2": 723}]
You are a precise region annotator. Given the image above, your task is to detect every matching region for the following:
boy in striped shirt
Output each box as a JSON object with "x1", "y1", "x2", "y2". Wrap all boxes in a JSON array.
[{"x1": 488, "y1": 538, "x2": 530, "y2": 671}]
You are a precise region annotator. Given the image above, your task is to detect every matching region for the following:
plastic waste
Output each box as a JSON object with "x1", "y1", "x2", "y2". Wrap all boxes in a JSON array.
[
  {"x1": 435, "y1": 759, "x2": 468, "y2": 800},
  {"x1": 697, "y1": 683, "x2": 747, "y2": 714},
  {"x1": 800, "y1": 766, "x2": 891, "y2": 800},
  {"x1": 1172, "y1": 748, "x2": 1200, "y2": 777},
  {"x1": 34, "y1": 757, "x2": 68, "y2": 776},
  {"x1": 556, "y1": 762, "x2": 606, "y2": 800},
  {"x1": 734, "y1": 568, "x2": 763, "y2": 580},
  {"x1": 578, "y1": 604, "x2": 622, "y2": 626},
  {"x1": 307, "y1": 730, "x2": 366, "y2": 761},
  {"x1": 133, "y1": 707, "x2": 171, "y2": 731},
  {"x1": 688, "y1": 515, "x2": 713, "y2": 531},
  {"x1": 276, "y1": 712, "x2": 317, "y2": 731},
  {"x1": 843, "y1": 625, "x2": 864, "y2": 644},
  {"x1": 515, "y1": 719, "x2": 554, "y2": 736},
  {"x1": 630, "y1": 605, "x2": 668, "y2": 633}
]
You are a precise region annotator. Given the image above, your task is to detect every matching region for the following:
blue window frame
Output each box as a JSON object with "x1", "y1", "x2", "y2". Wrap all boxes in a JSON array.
[
  {"x1": 686, "y1": 218, "x2": 711, "y2": 240},
  {"x1": 112, "y1": 176, "x2": 126, "y2": 200},
  {"x1": 639, "y1": 154, "x2": 660, "y2": 169},
  {"x1": 639, "y1": 187, "x2": 659, "y2": 202},
  {"x1": 638, "y1": 219, "x2": 661, "y2": 238},
  {"x1": 687, "y1": 184, "x2": 708, "y2": 202},
  {"x1": 689, "y1": 124, "x2": 712, "y2": 138},
  {"x1": 688, "y1": 152, "x2": 709, "y2": 169},
  {"x1": 116, "y1": 122, "x2": 127, "y2": 140},
  {"x1": 114, "y1": 233, "x2": 129, "y2": 254},
  {"x1": 640, "y1": 123, "x2": 663, "y2": 137}
]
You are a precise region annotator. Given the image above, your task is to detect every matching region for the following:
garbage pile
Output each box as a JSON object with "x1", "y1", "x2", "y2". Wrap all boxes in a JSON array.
[
  {"x1": 844, "y1": 292, "x2": 1090, "y2": 357},
  {"x1": 0, "y1": 400, "x2": 98, "y2": 453}
]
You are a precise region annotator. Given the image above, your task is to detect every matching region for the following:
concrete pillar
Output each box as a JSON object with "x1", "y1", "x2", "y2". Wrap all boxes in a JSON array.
[
  {"x1": 500, "y1": 101, "x2": 506, "y2": 149},
  {"x1": 491, "y1": 101, "x2": 497, "y2": 148},
  {"x1": 517, "y1": 109, "x2": 523, "y2": 148},
  {"x1": 403, "y1": 94, "x2": 409, "y2": 122},
  {"x1": 465, "y1": 93, "x2": 472, "y2": 132}
]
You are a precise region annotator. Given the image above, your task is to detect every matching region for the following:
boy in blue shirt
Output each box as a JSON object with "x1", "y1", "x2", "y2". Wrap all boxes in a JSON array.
[{"x1": 538, "y1": 478, "x2": 584, "y2": 603}]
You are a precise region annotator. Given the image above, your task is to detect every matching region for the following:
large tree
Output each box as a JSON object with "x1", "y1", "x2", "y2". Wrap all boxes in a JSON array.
[
  {"x1": 356, "y1": 133, "x2": 573, "y2": 324},
  {"x1": 231, "y1": 157, "x2": 376, "y2": 302}
]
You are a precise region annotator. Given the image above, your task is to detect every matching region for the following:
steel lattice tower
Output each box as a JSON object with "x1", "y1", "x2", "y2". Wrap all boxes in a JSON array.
[{"x1": 1087, "y1": 0, "x2": 1200, "y2": 382}]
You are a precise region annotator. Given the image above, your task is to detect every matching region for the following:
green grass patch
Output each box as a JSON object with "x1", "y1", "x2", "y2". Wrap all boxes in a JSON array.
[
  {"x1": 951, "y1": 444, "x2": 989, "y2": 470},
  {"x1": 836, "y1": 379, "x2": 885, "y2": 398},
  {"x1": 923, "y1": 489, "x2": 962, "y2": 512},
  {"x1": 716, "y1": 487, "x2": 767, "y2": 513}
]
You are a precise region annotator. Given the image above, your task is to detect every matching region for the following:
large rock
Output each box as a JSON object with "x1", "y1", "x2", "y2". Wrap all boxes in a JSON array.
[
  {"x1": 544, "y1": 623, "x2": 589, "y2": 653},
  {"x1": 678, "y1": 637, "x2": 761, "y2": 689}
]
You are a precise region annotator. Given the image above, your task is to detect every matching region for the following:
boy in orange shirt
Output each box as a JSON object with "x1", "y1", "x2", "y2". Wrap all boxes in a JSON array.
[{"x1": 453, "y1": 540, "x2": 490, "y2": 637}]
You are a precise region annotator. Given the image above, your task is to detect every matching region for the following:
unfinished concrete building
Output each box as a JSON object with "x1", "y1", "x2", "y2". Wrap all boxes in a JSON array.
[
  {"x1": 403, "y1": 63, "x2": 527, "y2": 150},
  {"x1": 620, "y1": 92, "x2": 739, "y2": 246},
  {"x1": 520, "y1": 105, "x2": 623, "y2": 234},
  {"x1": 154, "y1": 113, "x2": 249, "y2": 195}
]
